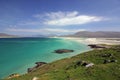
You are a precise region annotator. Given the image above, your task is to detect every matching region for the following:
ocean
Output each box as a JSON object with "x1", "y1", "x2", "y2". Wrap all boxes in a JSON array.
[{"x1": 0, "y1": 37, "x2": 91, "y2": 78}]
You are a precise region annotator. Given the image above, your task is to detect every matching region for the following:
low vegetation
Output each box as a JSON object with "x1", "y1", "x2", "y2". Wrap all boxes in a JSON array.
[{"x1": 5, "y1": 45, "x2": 120, "y2": 80}]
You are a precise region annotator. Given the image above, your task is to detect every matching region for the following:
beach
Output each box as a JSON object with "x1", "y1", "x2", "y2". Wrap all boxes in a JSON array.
[{"x1": 57, "y1": 37, "x2": 120, "y2": 45}]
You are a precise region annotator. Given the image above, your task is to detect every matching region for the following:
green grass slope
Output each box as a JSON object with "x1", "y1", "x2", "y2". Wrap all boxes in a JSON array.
[{"x1": 6, "y1": 45, "x2": 120, "y2": 80}]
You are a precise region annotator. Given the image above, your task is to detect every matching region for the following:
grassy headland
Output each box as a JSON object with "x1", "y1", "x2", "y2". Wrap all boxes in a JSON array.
[{"x1": 5, "y1": 45, "x2": 120, "y2": 80}]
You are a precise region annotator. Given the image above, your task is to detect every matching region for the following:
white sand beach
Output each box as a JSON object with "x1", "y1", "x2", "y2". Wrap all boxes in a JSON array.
[{"x1": 55, "y1": 37, "x2": 120, "y2": 45}]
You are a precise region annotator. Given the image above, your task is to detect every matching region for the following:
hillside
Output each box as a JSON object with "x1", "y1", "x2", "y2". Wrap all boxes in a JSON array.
[
  {"x1": 65, "y1": 31, "x2": 120, "y2": 38},
  {"x1": 5, "y1": 45, "x2": 120, "y2": 80},
  {"x1": 0, "y1": 33, "x2": 15, "y2": 38}
]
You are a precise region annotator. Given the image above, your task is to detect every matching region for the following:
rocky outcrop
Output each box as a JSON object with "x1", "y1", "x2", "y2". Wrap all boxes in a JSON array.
[
  {"x1": 54, "y1": 49, "x2": 74, "y2": 54},
  {"x1": 88, "y1": 44, "x2": 108, "y2": 49},
  {"x1": 8, "y1": 73, "x2": 20, "y2": 79},
  {"x1": 103, "y1": 59, "x2": 117, "y2": 64},
  {"x1": 101, "y1": 53, "x2": 113, "y2": 57},
  {"x1": 66, "y1": 60, "x2": 94, "y2": 70},
  {"x1": 88, "y1": 44, "x2": 106, "y2": 49},
  {"x1": 79, "y1": 61, "x2": 94, "y2": 68},
  {"x1": 35, "y1": 62, "x2": 47, "y2": 68},
  {"x1": 28, "y1": 62, "x2": 47, "y2": 73}
]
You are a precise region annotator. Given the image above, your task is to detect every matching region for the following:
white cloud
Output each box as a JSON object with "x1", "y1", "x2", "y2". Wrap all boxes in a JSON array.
[
  {"x1": 43, "y1": 28, "x2": 85, "y2": 33},
  {"x1": 20, "y1": 11, "x2": 105, "y2": 26},
  {"x1": 42, "y1": 11, "x2": 104, "y2": 26},
  {"x1": 45, "y1": 11, "x2": 79, "y2": 19},
  {"x1": 6, "y1": 28, "x2": 85, "y2": 33},
  {"x1": 34, "y1": 11, "x2": 79, "y2": 19},
  {"x1": 45, "y1": 15, "x2": 102, "y2": 26}
]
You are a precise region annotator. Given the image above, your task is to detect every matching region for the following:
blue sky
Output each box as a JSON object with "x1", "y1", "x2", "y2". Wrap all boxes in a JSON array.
[{"x1": 0, "y1": 0, "x2": 120, "y2": 35}]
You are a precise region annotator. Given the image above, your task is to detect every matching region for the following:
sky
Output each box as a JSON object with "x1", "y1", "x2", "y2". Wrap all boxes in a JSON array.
[{"x1": 0, "y1": 0, "x2": 120, "y2": 36}]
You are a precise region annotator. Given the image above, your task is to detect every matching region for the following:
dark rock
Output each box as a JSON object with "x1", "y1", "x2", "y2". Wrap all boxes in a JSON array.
[
  {"x1": 101, "y1": 53, "x2": 113, "y2": 57},
  {"x1": 28, "y1": 62, "x2": 47, "y2": 73},
  {"x1": 27, "y1": 68, "x2": 33, "y2": 73},
  {"x1": 111, "y1": 59, "x2": 118, "y2": 62},
  {"x1": 54, "y1": 49, "x2": 74, "y2": 54},
  {"x1": 67, "y1": 60, "x2": 94, "y2": 69},
  {"x1": 103, "y1": 59, "x2": 117, "y2": 64},
  {"x1": 81, "y1": 61, "x2": 88, "y2": 66},
  {"x1": 8, "y1": 73, "x2": 20, "y2": 79},
  {"x1": 35, "y1": 62, "x2": 47, "y2": 68},
  {"x1": 103, "y1": 60, "x2": 108, "y2": 64},
  {"x1": 88, "y1": 44, "x2": 106, "y2": 48}
]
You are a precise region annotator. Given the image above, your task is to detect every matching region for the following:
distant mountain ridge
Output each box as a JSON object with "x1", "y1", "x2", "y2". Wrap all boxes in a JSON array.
[
  {"x1": 1, "y1": 31, "x2": 120, "y2": 38},
  {"x1": 0, "y1": 33, "x2": 15, "y2": 37},
  {"x1": 65, "y1": 31, "x2": 120, "y2": 38}
]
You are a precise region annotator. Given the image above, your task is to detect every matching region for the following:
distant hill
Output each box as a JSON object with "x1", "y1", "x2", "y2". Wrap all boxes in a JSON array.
[
  {"x1": 65, "y1": 31, "x2": 120, "y2": 38},
  {"x1": 0, "y1": 33, "x2": 15, "y2": 37}
]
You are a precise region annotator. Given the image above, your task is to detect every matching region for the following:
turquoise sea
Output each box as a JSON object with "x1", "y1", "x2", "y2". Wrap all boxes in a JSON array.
[{"x1": 0, "y1": 38, "x2": 91, "y2": 78}]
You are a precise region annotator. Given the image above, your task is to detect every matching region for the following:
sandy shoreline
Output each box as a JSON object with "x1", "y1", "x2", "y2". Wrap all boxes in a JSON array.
[{"x1": 53, "y1": 37, "x2": 120, "y2": 45}]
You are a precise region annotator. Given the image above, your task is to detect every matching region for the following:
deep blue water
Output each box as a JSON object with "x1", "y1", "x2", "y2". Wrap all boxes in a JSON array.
[{"x1": 0, "y1": 37, "x2": 91, "y2": 78}]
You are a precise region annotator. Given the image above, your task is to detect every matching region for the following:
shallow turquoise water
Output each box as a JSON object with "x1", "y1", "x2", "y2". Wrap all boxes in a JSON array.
[{"x1": 0, "y1": 38, "x2": 91, "y2": 78}]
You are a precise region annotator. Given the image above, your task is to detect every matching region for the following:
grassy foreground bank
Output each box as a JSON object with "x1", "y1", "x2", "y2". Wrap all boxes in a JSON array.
[{"x1": 5, "y1": 45, "x2": 120, "y2": 80}]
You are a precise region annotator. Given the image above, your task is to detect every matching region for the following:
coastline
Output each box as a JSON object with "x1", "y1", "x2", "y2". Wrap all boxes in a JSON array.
[
  {"x1": 2, "y1": 37, "x2": 119, "y2": 79},
  {"x1": 6, "y1": 44, "x2": 120, "y2": 80},
  {"x1": 54, "y1": 37, "x2": 120, "y2": 45},
  {"x1": 0, "y1": 37, "x2": 91, "y2": 79}
]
